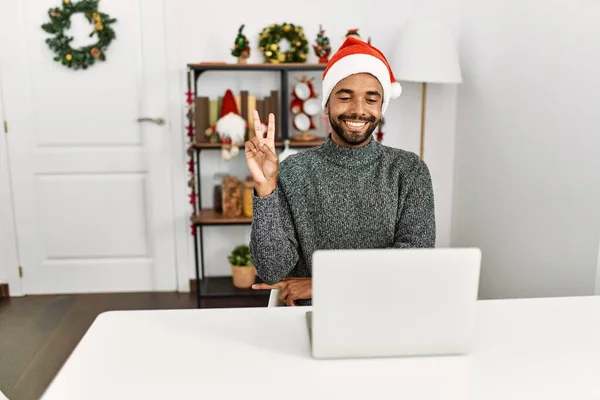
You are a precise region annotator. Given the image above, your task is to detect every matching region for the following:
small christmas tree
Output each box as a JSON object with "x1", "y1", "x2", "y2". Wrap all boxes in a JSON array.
[
  {"x1": 231, "y1": 24, "x2": 250, "y2": 63},
  {"x1": 313, "y1": 25, "x2": 331, "y2": 63}
]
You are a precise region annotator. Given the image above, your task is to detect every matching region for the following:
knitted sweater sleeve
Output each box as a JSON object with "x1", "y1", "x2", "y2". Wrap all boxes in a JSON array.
[
  {"x1": 393, "y1": 158, "x2": 436, "y2": 248},
  {"x1": 249, "y1": 183, "x2": 300, "y2": 284}
]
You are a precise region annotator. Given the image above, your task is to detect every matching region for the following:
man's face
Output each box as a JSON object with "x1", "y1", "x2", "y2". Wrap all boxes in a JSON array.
[{"x1": 325, "y1": 73, "x2": 383, "y2": 147}]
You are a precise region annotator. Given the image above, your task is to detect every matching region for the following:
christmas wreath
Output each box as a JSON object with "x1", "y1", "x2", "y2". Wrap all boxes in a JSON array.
[
  {"x1": 258, "y1": 23, "x2": 309, "y2": 63},
  {"x1": 41, "y1": 0, "x2": 117, "y2": 70}
]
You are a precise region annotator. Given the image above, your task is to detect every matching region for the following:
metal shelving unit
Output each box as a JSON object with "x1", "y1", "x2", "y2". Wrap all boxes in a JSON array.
[{"x1": 186, "y1": 62, "x2": 326, "y2": 307}]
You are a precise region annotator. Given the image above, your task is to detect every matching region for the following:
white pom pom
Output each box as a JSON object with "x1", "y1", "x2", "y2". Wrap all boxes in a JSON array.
[
  {"x1": 230, "y1": 145, "x2": 239, "y2": 157},
  {"x1": 390, "y1": 81, "x2": 402, "y2": 98}
]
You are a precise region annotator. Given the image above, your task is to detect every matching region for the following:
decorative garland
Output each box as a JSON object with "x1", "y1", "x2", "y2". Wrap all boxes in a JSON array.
[
  {"x1": 258, "y1": 23, "x2": 308, "y2": 63},
  {"x1": 41, "y1": 0, "x2": 117, "y2": 70}
]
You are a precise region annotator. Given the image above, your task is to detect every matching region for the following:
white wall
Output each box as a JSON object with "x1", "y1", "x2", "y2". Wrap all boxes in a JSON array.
[
  {"x1": 452, "y1": 0, "x2": 600, "y2": 299},
  {"x1": 165, "y1": 0, "x2": 461, "y2": 283}
]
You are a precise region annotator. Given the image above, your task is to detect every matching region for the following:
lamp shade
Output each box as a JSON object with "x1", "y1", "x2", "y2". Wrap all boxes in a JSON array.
[{"x1": 392, "y1": 20, "x2": 462, "y2": 84}]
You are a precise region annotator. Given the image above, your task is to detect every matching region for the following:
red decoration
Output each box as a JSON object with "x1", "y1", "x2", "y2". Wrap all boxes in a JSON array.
[
  {"x1": 290, "y1": 76, "x2": 319, "y2": 141},
  {"x1": 313, "y1": 25, "x2": 331, "y2": 64},
  {"x1": 188, "y1": 159, "x2": 194, "y2": 173},
  {"x1": 189, "y1": 192, "x2": 196, "y2": 205},
  {"x1": 345, "y1": 28, "x2": 361, "y2": 38},
  {"x1": 375, "y1": 118, "x2": 385, "y2": 142},
  {"x1": 185, "y1": 90, "x2": 194, "y2": 105},
  {"x1": 290, "y1": 98, "x2": 303, "y2": 114},
  {"x1": 187, "y1": 125, "x2": 194, "y2": 139}
]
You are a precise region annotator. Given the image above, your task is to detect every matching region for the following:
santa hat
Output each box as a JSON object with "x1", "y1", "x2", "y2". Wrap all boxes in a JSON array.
[
  {"x1": 220, "y1": 89, "x2": 239, "y2": 117},
  {"x1": 321, "y1": 36, "x2": 402, "y2": 115}
]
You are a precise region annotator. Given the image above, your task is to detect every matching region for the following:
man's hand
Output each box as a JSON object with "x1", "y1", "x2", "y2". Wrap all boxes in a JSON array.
[
  {"x1": 252, "y1": 277, "x2": 312, "y2": 306},
  {"x1": 245, "y1": 110, "x2": 278, "y2": 197}
]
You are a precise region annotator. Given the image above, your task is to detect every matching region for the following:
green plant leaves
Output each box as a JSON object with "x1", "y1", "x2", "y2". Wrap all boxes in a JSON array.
[{"x1": 228, "y1": 244, "x2": 253, "y2": 266}]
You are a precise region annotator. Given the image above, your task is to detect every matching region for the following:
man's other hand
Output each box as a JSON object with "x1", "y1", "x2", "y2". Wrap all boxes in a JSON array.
[{"x1": 252, "y1": 277, "x2": 312, "y2": 306}]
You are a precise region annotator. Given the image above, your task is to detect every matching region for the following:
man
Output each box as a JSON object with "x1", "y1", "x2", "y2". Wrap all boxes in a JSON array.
[{"x1": 245, "y1": 37, "x2": 436, "y2": 306}]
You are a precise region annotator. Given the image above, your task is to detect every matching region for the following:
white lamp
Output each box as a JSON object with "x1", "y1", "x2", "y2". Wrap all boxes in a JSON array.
[{"x1": 392, "y1": 20, "x2": 462, "y2": 158}]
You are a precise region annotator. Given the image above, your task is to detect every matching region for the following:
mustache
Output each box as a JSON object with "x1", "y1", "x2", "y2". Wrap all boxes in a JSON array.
[{"x1": 337, "y1": 114, "x2": 376, "y2": 123}]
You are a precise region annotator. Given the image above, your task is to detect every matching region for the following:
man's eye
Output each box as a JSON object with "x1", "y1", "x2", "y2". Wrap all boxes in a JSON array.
[
  {"x1": 367, "y1": 99, "x2": 377, "y2": 103},
  {"x1": 339, "y1": 97, "x2": 350, "y2": 101}
]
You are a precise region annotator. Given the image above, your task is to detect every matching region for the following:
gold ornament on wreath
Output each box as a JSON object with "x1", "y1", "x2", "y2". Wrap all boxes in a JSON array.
[
  {"x1": 258, "y1": 23, "x2": 309, "y2": 64},
  {"x1": 41, "y1": 0, "x2": 117, "y2": 70}
]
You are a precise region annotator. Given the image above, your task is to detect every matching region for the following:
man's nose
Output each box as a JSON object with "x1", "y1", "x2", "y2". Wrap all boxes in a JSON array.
[{"x1": 349, "y1": 99, "x2": 366, "y2": 116}]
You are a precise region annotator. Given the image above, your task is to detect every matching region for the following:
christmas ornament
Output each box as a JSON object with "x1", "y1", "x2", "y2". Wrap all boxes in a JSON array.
[
  {"x1": 313, "y1": 25, "x2": 331, "y2": 64},
  {"x1": 258, "y1": 23, "x2": 309, "y2": 63},
  {"x1": 375, "y1": 117, "x2": 385, "y2": 142},
  {"x1": 290, "y1": 76, "x2": 319, "y2": 142},
  {"x1": 345, "y1": 28, "x2": 361, "y2": 39},
  {"x1": 41, "y1": 0, "x2": 117, "y2": 70},
  {"x1": 185, "y1": 67, "x2": 197, "y2": 237},
  {"x1": 231, "y1": 24, "x2": 250, "y2": 64},
  {"x1": 204, "y1": 89, "x2": 248, "y2": 160},
  {"x1": 185, "y1": 90, "x2": 194, "y2": 104}
]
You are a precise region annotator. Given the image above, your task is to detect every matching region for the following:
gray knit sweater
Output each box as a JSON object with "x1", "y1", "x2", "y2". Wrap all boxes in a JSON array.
[{"x1": 249, "y1": 135, "x2": 436, "y2": 305}]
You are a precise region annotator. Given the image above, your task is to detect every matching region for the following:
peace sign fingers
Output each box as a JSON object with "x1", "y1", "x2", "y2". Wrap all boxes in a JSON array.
[
  {"x1": 252, "y1": 110, "x2": 264, "y2": 144},
  {"x1": 266, "y1": 113, "x2": 275, "y2": 142}
]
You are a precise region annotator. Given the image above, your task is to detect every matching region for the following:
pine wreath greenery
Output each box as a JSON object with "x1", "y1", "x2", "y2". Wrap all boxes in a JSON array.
[
  {"x1": 41, "y1": 0, "x2": 117, "y2": 70},
  {"x1": 258, "y1": 23, "x2": 309, "y2": 63}
]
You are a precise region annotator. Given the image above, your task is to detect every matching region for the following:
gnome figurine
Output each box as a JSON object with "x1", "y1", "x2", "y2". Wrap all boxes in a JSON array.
[{"x1": 205, "y1": 89, "x2": 248, "y2": 160}]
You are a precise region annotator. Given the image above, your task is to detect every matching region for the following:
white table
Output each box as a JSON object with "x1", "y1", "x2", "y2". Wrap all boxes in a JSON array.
[{"x1": 42, "y1": 296, "x2": 600, "y2": 400}]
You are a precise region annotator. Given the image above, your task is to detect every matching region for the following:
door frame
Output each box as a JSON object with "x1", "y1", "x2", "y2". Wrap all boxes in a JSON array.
[
  {"x1": 595, "y1": 235, "x2": 600, "y2": 296},
  {"x1": 0, "y1": 68, "x2": 23, "y2": 296}
]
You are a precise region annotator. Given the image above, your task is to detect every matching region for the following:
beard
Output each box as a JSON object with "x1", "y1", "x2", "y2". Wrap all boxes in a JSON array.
[{"x1": 329, "y1": 112, "x2": 380, "y2": 146}]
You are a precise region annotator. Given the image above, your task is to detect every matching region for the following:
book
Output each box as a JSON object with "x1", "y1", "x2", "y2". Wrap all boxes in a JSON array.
[{"x1": 194, "y1": 97, "x2": 210, "y2": 143}]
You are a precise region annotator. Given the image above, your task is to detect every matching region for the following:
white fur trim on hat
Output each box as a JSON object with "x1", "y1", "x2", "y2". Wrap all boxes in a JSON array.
[
  {"x1": 391, "y1": 81, "x2": 402, "y2": 98},
  {"x1": 321, "y1": 53, "x2": 401, "y2": 115}
]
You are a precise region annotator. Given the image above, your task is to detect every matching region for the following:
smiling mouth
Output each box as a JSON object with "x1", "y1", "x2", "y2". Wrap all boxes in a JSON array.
[{"x1": 342, "y1": 120, "x2": 368, "y2": 129}]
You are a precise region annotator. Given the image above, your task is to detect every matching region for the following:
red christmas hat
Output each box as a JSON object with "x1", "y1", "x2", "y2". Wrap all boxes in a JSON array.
[
  {"x1": 219, "y1": 89, "x2": 239, "y2": 117},
  {"x1": 321, "y1": 36, "x2": 402, "y2": 115}
]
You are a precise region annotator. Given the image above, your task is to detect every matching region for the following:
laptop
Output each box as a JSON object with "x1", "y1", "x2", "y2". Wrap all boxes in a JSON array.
[{"x1": 306, "y1": 247, "x2": 481, "y2": 359}]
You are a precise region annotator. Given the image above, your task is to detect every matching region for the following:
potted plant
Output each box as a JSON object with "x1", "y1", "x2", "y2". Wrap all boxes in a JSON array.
[{"x1": 228, "y1": 244, "x2": 256, "y2": 288}]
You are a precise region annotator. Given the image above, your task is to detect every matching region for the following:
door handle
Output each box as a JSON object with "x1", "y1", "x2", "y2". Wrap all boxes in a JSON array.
[{"x1": 137, "y1": 117, "x2": 166, "y2": 126}]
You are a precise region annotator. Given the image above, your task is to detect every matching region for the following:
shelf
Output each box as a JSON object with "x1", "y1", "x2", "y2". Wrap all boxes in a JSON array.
[
  {"x1": 193, "y1": 138, "x2": 326, "y2": 150},
  {"x1": 188, "y1": 62, "x2": 327, "y2": 72},
  {"x1": 199, "y1": 276, "x2": 270, "y2": 298},
  {"x1": 192, "y1": 209, "x2": 252, "y2": 225}
]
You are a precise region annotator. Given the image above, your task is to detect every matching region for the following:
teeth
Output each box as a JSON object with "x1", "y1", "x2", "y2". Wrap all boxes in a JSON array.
[{"x1": 345, "y1": 121, "x2": 366, "y2": 127}]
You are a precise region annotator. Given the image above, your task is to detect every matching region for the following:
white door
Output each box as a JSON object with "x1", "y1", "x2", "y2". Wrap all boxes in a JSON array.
[{"x1": 0, "y1": 0, "x2": 177, "y2": 294}]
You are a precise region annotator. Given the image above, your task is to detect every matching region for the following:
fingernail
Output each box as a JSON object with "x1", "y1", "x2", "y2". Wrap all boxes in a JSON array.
[{"x1": 251, "y1": 284, "x2": 257, "y2": 289}]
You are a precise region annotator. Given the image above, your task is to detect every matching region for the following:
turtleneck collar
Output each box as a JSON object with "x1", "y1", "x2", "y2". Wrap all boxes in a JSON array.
[{"x1": 318, "y1": 134, "x2": 382, "y2": 167}]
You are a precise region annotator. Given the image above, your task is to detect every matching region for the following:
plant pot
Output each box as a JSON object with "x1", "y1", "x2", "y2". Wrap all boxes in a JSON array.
[
  {"x1": 318, "y1": 55, "x2": 329, "y2": 63},
  {"x1": 231, "y1": 265, "x2": 256, "y2": 288}
]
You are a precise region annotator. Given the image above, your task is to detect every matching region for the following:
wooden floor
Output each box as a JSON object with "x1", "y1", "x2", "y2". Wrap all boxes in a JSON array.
[{"x1": 0, "y1": 292, "x2": 268, "y2": 400}]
